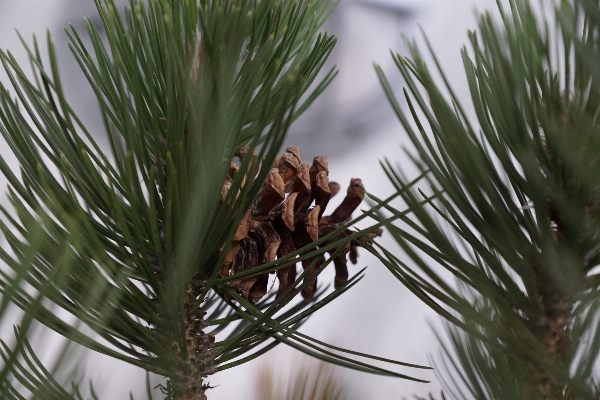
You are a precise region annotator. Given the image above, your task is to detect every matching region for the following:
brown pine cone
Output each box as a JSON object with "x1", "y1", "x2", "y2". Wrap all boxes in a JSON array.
[{"x1": 220, "y1": 146, "x2": 381, "y2": 303}]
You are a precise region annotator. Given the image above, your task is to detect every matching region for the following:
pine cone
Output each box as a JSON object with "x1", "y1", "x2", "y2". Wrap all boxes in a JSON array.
[{"x1": 220, "y1": 146, "x2": 381, "y2": 303}]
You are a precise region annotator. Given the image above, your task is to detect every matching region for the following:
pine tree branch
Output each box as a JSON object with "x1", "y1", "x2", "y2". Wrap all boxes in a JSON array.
[{"x1": 370, "y1": 0, "x2": 600, "y2": 398}]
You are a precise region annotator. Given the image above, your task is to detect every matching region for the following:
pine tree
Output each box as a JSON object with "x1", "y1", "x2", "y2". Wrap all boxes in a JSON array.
[
  {"x1": 371, "y1": 0, "x2": 600, "y2": 398},
  {"x1": 0, "y1": 0, "x2": 430, "y2": 398}
]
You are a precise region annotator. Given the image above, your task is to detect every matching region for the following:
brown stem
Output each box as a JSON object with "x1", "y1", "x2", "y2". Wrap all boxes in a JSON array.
[
  {"x1": 172, "y1": 278, "x2": 216, "y2": 400},
  {"x1": 524, "y1": 267, "x2": 573, "y2": 400}
]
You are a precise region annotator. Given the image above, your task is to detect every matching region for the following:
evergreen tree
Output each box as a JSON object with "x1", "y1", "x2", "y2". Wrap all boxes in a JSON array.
[
  {"x1": 0, "y1": 0, "x2": 428, "y2": 398},
  {"x1": 372, "y1": 0, "x2": 600, "y2": 398}
]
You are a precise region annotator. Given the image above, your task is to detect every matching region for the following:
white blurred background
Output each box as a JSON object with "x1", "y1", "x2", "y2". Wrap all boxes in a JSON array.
[{"x1": 0, "y1": 1, "x2": 504, "y2": 398}]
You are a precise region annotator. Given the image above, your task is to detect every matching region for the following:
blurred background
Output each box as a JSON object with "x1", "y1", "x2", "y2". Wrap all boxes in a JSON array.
[{"x1": 0, "y1": 0, "x2": 504, "y2": 398}]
